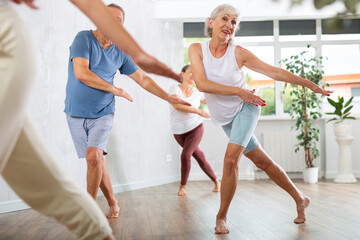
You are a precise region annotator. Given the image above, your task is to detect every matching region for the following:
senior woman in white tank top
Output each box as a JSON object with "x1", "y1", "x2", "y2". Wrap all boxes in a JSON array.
[
  {"x1": 169, "y1": 65, "x2": 220, "y2": 196},
  {"x1": 189, "y1": 4, "x2": 332, "y2": 234}
]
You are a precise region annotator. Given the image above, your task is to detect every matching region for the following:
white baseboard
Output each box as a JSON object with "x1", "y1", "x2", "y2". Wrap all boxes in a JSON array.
[
  {"x1": 239, "y1": 172, "x2": 256, "y2": 180},
  {"x1": 255, "y1": 170, "x2": 304, "y2": 180},
  {"x1": 187, "y1": 172, "x2": 255, "y2": 181},
  {"x1": 325, "y1": 171, "x2": 360, "y2": 179},
  {"x1": 98, "y1": 175, "x2": 181, "y2": 196},
  {"x1": 0, "y1": 199, "x2": 30, "y2": 214}
]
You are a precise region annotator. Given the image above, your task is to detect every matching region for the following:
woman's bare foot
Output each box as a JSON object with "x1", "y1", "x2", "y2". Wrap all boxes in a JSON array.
[
  {"x1": 294, "y1": 195, "x2": 310, "y2": 224},
  {"x1": 178, "y1": 185, "x2": 187, "y2": 196},
  {"x1": 213, "y1": 179, "x2": 221, "y2": 192},
  {"x1": 106, "y1": 203, "x2": 120, "y2": 218},
  {"x1": 215, "y1": 217, "x2": 229, "y2": 234}
]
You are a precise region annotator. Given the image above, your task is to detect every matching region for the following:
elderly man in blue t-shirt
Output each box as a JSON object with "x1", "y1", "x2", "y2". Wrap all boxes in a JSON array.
[{"x1": 64, "y1": 3, "x2": 188, "y2": 218}]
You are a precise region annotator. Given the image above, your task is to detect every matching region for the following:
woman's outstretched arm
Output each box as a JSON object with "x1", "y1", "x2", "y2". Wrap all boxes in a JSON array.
[{"x1": 237, "y1": 46, "x2": 332, "y2": 96}]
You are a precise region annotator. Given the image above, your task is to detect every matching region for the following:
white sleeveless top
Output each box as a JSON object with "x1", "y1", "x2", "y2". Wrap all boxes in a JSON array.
[
  {"x1": 169, "y1": 85, "x2": 204, "y2": 134},
  {"x1": 201, "y1": 41, "x2": 251, "y2": 126}
]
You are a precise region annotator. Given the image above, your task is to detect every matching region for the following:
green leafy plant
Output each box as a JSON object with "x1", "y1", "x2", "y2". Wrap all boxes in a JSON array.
[
  {"x1": 258, "y1": 87, "x2": 275, "y2": 116},
  {"x1": 326, "y1": 96, "x2": 356, "y2": 123},
  {"x1": 281, "y1": 46, "x2": 327, "y2": 168}
]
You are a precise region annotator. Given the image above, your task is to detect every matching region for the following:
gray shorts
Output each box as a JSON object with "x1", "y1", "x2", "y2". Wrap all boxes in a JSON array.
[
  {"x1": 66, "y1": 113, "x2": 114, "y2": 159},
  {"x1": 222, "y1": 103, "x2": 260, "y2": 154}
]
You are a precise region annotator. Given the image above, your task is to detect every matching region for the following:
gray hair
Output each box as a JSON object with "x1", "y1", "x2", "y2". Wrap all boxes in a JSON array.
[
  {"x1": 204, "y1": 4, "x2": 240, "y2": 38},
  {"x1": 108, "y1": 3, "x2": 125, "y2": 21}
]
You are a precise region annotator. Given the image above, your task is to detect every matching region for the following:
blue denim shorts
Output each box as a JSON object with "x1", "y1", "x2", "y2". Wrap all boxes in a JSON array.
[
  {"x1": 66, "y1": 113, "x2": 114, "y2": 158},
  {"x1": 222, "y1": 103, "x2": 260, "y2": 154}
]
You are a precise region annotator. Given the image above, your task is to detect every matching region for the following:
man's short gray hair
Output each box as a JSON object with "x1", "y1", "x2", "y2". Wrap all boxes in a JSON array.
[
  {"x1": 108, "y1": 3, "x2": 125, "y2": 20},
  {"x1": 204, "y1": 4, "x2": 240, "y2": 38}
]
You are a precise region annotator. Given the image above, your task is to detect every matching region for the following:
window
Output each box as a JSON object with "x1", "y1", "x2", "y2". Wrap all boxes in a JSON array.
[
  {"x1": 281, "y1": 47, "x2": 316, "y2": 114},
  {"x1": 322, "y1": 44, "x2": 360, "y2": 115},
  {"x1": 243, "y1": 46, "x2": 275, "y2": 116},
  {"x1": 352, "y1": 88, "x2": 360, "y2": 97},
  {"x1": 183, "y1": 18, "x2": 360, "y2": 118},
  {"x1": 322, "y1": 19, "x2": 360, "y2": 40},
  {"x1": 279, "y1": 20, "x2": 317, "y2": 41}
]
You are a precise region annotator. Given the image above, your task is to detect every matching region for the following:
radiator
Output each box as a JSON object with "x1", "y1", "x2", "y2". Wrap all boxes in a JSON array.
[{"x1": 262, "y1": 132, "x2": 305, "y2": 172}]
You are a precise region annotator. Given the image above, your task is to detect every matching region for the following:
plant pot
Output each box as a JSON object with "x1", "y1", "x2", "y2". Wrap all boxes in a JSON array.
[
  {"x1": 334, "y1": 121, "x2": 352, "y2": 138},
  {"x1": 303, "y1": 167, "x2": 319, "y2": 184}
]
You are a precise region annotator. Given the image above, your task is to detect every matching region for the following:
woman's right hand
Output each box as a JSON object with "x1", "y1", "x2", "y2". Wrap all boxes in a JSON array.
[
  {"x1": 238, "y1": 88, "x2": 266, "y2": 107},
  {"x1": 197, "y1": 109, "x2": 211, "y2": 119}
]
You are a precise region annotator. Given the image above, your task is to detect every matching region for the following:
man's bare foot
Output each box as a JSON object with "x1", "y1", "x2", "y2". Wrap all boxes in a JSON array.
[
  {"x1": 213, "y1": 179, "x2": 221, "y2": 192},
  {"x1": 294, "y1": 195, "x2": 310, "y2": 224},
  {"x1": 215, "y1": 217, "x2": 229, "y2": 234},
  {"x1": 178, "y1": 185, "x2": 187, "y2": 196},
  {"x1": 106, "y1": 203, "x2": 120, "y2": 218}
]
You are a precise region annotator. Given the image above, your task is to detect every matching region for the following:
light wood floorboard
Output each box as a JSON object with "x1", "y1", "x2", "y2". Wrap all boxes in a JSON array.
[{"x1": 0, "y1": 179, "x2": 359, "y2": 240}]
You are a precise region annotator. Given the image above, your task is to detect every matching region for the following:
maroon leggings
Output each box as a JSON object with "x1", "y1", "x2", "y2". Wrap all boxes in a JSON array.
[{"x1": 174, "y1": 123, "x2": 217, "y2": 185}]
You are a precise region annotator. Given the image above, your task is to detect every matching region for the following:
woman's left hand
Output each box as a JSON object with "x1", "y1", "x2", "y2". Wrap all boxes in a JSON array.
[{"x1": 310, "y1": 85, "x2": 333, "y2": 96}]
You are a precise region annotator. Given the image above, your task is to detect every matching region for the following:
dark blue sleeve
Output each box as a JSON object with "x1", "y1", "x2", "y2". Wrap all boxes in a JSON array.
[
  {"x1": 119, "y1": 54, "x2": 138, "y2": 75},
  {"x1": 69, "y1": 31, "x2": 90, "y2": 61}
]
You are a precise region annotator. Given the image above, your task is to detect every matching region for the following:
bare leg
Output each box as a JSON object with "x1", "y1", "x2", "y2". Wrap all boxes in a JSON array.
[
  {"x1": 215, "y1": 143, "x2": 245, "y2": 234},
  {"x1": 178, "y1": 184, "x2": 187, "y2": 196},
  {"x1": 213, "y1": 179, "x2": 221, "y2": 192},
  {"x1": 2, "y1": 119, "x2": 113, "y2": 239},
  {"x1": 245, "y1": 145, "x2": 310, "y2": 224},
  {"x1": 86, "y1": 147, "x2": 103, "y2": 199},
  {"x1": 99, "y1": 156, "x2": 119, "y2": 218}
]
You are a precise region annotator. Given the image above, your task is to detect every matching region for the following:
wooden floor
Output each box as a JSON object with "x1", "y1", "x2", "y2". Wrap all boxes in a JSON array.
[{"x1": 1, "y1": 179, "x2": 360, "y2": 240}]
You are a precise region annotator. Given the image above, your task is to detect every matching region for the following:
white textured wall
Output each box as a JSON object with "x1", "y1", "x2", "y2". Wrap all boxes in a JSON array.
[{"x1": 0, "y1": 0, "x2": 183, "y2": 212}]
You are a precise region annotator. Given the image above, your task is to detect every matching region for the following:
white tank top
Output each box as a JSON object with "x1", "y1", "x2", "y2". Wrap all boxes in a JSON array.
[
  {"x1": 169, "y1": 85, "x2": 204, "y2": 134},
  {"x1": 201, "y1": 41, "x2": 251, "y2": 126}
]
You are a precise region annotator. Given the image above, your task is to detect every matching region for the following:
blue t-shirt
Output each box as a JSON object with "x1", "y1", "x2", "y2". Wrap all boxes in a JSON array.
[{"x1": 64, "y1": 30, "x2": 138, "y2": 118}]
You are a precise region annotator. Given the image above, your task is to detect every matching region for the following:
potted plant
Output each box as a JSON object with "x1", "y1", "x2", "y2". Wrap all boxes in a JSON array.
[
  {"x1": 326, "y1": 96, "x2": 357, "y2": 183},
  {"x1": 281, "y1": 45, "x2": 327, "y2": 183},
  {"x1": 326, "y1": 96, "x2": 356, "y2": 138}
]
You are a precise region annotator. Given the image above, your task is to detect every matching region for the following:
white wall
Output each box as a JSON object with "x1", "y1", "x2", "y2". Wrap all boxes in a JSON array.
[{"x1": 0, "y1": 0, "x2": 184, "y2": 213}]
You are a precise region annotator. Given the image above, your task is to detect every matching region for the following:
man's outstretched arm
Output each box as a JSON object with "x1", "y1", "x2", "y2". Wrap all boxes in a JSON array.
[
  {"x1": 70, "y1": 0, "x2": 182, "y2": 83},
  {"x1": 12, "y1": 0, "x2": 182, "y2": 82}
]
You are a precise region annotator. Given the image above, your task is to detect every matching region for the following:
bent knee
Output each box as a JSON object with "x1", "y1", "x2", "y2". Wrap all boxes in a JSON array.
[
  {"x1": 181, "y1": 151, "x2": 193, "y2": 161},
  {"x1": 254, "y1": 159, "x2": 274, "y2": 170},
  {"x1": 86, "y1": 149, "x2": 103, "y2": 168},
  {"x1": 223, "y1": 157, "x2": 238, "y2": 174}
]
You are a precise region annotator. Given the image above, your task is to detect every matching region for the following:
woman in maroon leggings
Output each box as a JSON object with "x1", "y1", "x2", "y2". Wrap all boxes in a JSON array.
[{"x1": 169, "y1": 65, "x2": 221, "y2": 196}]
